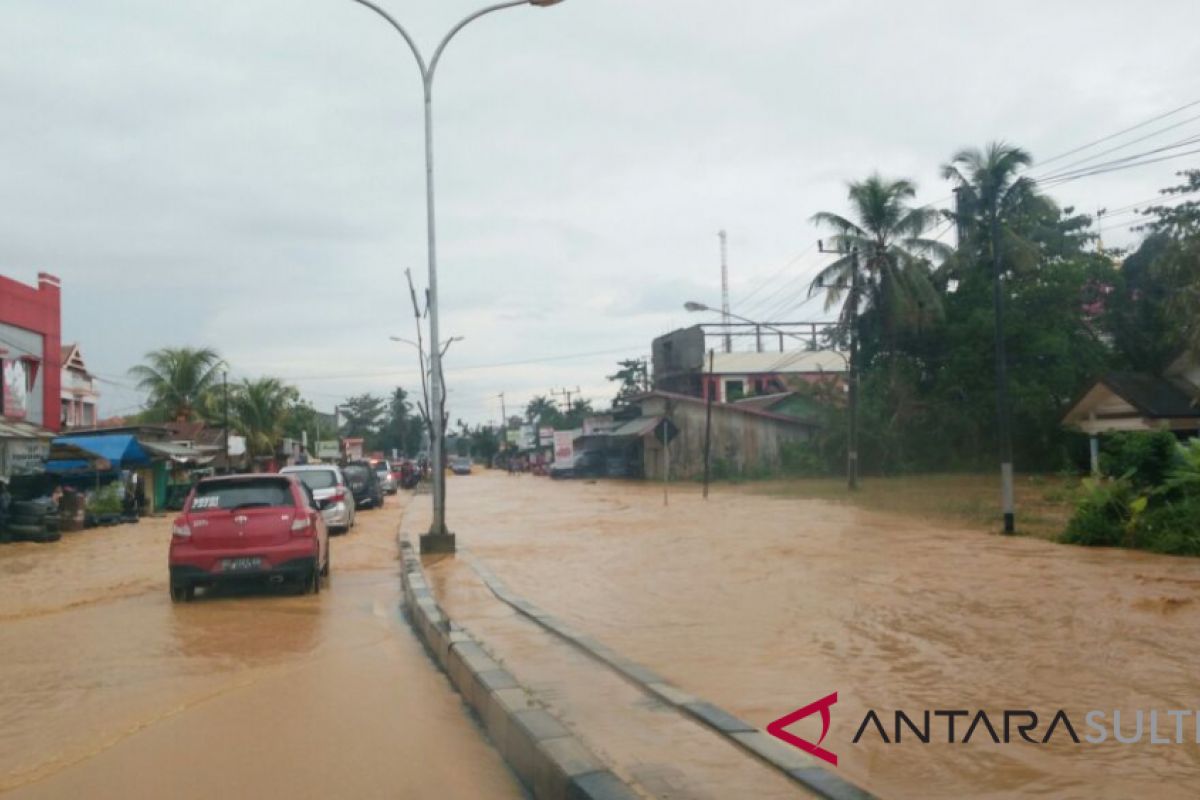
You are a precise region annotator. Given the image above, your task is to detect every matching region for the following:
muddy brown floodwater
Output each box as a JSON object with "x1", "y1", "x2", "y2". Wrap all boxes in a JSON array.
[
  {"x1": 419, "y1": 471, "x2": 1200, "y2": 799},
  {"x1": 0, "y1": 494, "x2": 524, "y2": 800}
]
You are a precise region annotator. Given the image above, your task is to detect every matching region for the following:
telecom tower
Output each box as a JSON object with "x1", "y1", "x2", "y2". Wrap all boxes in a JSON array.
[{"x1": 719, "y1": 230, "x2": 731, "y2": 353}]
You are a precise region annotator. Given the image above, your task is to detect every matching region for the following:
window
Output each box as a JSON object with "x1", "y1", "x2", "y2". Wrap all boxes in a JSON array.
[
  {"x1": 725, "y1": 380, "x2": 745, "y2": 401},
  {"x1": 290, "y1": 470, "x2": 337, "y2": 490},
  {"x1": 189, "y1": 479, "x2": 293, "y2": 511}
]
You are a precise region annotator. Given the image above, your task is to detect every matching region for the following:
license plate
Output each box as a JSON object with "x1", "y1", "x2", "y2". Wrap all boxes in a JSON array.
[{"x1": 221, "y1": 557, "x2": 262, "y2": 572}]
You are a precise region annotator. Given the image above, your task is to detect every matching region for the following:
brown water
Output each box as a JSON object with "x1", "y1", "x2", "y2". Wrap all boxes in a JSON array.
[
  {"x1": 0, "y1": 498, "x2": 523, "y2": 799},
  {"x1": 427, "y1": 554, "x2": 808, "y2": 798},
  {"x1": 425, "y1": 471, "x2": 1200, "y2": 799}
]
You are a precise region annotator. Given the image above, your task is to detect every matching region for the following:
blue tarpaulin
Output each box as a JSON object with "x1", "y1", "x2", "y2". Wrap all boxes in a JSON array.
[{"x1": 45, "y1": 434, "x2": 151, "y2": 473}]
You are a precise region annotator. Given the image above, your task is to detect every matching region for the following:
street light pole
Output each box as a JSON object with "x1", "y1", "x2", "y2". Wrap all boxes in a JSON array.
[{"x1": 348, "y1": 0, "x2": 567, "y2": 553}]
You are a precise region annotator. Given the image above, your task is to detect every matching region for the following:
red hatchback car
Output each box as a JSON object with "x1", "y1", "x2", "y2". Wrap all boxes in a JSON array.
[{"x1": 168, "y1": 474, "x2": 330, "y2": 602}]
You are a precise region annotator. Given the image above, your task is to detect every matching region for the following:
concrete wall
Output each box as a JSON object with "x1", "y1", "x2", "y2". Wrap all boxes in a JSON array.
[
  {"x1": 638, "y1": 396, "x2": 813, "y2": 480},
  {"x1": 0, "y1": 273, "x2": 61, "y2": 431}
]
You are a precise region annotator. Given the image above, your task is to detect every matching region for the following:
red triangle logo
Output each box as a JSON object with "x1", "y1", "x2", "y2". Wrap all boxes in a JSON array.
[{"x1": 766, "y1": 691, "x2": 838, "y2": 766}]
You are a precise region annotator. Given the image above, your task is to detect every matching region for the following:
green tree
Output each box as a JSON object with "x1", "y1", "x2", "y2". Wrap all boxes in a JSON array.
[
  {"x1": 607, "y1": 359, "x2": 648, "y2": 405},
  {"x1": 339, "y1": 394, "x2": 387, "y2": 440},
  {"x1": 128, "y1": 347, "x2": 225, "y2": 422},
  {"x1": 231, "y1": 377, "x2": 299, "y2": 460},
  {"x1": 809, "y1": 173, "x2": 948, "y2": 360},
  {"x1": 524, "y1": 396, "x2": 562, "y2": 427}
]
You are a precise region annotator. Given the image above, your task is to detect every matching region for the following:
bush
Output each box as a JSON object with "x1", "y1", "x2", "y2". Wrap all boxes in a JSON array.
[
  {"x1": 1100, "y1": 431, "x2": 1178, "y2": 489},
  {"x1": 87, "y1": 484, "x2": 123, "y2": 516},
  {"x1": 779, "y1": 442, "x2": 829, "y2": 476},
  {"x1": 1061, "y1": 477, "x2": 1139, "y2": 548},
  {"x1": 1132, "y1": 496, "x2": 1200, "y2": 556}
]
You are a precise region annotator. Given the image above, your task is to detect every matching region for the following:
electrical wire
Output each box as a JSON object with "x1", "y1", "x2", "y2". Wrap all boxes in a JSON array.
[{"x1": 1035, "y1": 96, "x2": 1200, "y2": 169}]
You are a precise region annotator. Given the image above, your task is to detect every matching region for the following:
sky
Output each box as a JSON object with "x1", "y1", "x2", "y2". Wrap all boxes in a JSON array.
[{"x1": 2, "y1": 0, "x2": 1198, "y2": 426}]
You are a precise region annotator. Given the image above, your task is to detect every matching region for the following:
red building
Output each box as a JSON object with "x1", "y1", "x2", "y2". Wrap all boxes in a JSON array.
[{"x1": 0, "y1": 272, "x2": 62, "y2": 433}]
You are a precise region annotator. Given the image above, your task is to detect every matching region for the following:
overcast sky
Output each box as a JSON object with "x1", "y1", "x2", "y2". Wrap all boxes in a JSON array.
[{"x1": 2, "y1": 0, "x2": 1198, "y2": 425}]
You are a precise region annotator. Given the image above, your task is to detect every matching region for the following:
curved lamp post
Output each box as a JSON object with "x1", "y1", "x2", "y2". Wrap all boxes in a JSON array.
[
  {"x1": 684, "y1": 301, "x2": 857, "y2": 491},
  {"x1": 349, "y1": 0, "x2": 567, "y2": 553}
]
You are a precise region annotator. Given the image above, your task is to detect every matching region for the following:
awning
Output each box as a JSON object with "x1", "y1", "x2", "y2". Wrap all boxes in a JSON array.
[
  {"x1": 609, "y1": 415, "x2": 663, "y2": 438},
  {"x1": 46, "y1": 434, "x2": 150, "y2": 473},
  {"x1": 142, "y1": 441, "x2": 217, "y2": 466}
]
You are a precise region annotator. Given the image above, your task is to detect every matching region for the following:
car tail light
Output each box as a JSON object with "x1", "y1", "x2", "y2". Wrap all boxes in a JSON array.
[
  {"x1": 171, "y1": 520, "x2": 192, "y2": 539},
  {"x1": 331, "y1": 489, "x2": 345, "y2": 503},
  {"x1": 291, "y1": 516, "x2": 312, "y2": 533}
]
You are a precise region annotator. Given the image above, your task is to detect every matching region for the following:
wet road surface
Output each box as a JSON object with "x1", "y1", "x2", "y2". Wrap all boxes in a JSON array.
[
  {"x1": 420, "y1": 470, "x2": 1200, "y2": 799},
  {"x1": 0, "y1": 495, "x2": 524, "y2": 799}
]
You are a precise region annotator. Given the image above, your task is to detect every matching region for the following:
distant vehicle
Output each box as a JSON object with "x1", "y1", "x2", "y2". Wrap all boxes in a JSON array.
[
  {"x1": 280, "y1": 464, "x2": 356, "y2": 533},
  {"x1": 550, "y1": 450, "x2": 605, "y2": 480},
  {"x1": 342, "y1": 461, "x2": 385, "y2": 509},
  {"x1": 449, "y1": 456, "x2": 473, "y2": 475},
  {"x1": 371, "y1": 459, "x2": 398, "y2": 495},
  {"x1": 167, "y1": 474, "x2": 330, "y2": 602}
]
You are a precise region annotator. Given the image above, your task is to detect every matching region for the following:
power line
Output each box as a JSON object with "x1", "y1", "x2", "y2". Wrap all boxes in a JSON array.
[
  {"x1": 1035, "y1": 96, "x2": 1200, "y2": 169},
  {"x1": 1032, "y1": 111, "x2": 1200, "y2": 179}
]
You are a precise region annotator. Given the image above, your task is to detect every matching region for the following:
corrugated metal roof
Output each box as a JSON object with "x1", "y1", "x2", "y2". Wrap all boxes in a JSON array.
[
  {"x1": 710, "y1": 350, "x2": 846, "y2": 375},
  {"x1": 610, "y1": 415, "x2": 663, "y2": 438},
  {"x1": 0, "y1": 419, "x2": 56, "y2": 440}
]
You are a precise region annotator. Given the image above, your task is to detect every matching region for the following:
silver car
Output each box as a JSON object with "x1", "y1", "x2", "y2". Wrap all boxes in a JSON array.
[
  {"x1": 373, "y1": 460, "x2": 398, "y2": 495},
  {"x1": 280, "y1": 465, "x2": 356, "y2": 533}
]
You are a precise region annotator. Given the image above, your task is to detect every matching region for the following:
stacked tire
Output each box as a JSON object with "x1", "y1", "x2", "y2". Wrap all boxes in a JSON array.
[{"x1": 6, "y1": 500, "x2": 61, "y2": 543}]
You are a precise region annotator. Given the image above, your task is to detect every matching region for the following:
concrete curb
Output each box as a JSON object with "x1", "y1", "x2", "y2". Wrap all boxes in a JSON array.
[
  {"x1": 464, "y1": 552, "x2": 878, "y2": 800},
  {"x1": 398, "y1": 536, "x2": 639, "y2": 800}
]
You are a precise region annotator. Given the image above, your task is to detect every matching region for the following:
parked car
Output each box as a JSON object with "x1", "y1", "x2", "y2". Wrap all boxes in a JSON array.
[
  {"x1": 550, "y1": 450, "x2": 605, "y2": 479},
  {"x1": 449, "y1": 456, "x2": 473, "y2": 476},
  {"x1": 167, "y1": 474, "x2": 329, "y2": 602},
  {"x1": 341, "y1": 461, "x2": 384, "y2": 509},
  {"x1": 280, "y1": 464, "x2": 356, "y2": 533},
  {"x1": 372, "y1": 459, "x2": 398, "y2": 495}
]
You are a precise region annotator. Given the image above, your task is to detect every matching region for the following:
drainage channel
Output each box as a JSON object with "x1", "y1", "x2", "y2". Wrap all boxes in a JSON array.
[{"x1": 424, "y1": 553, "x2": 817, "y2": 799}]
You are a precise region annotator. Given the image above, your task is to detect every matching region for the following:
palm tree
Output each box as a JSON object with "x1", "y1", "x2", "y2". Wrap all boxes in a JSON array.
[
  {"x1": 941, "y1": 141, "x2": 1038, "y2": 535},
  {"x1": 231, "y1": 377, "x2": 299, "y2": 460},
  {"x1": 940, "y1": 142, "x2": 1042, "y2": 276},
  {"x1": 809, "y1": 174, "x2": 948, "y2": 351},
  {"x1": 129, "y1": 347, "x2": 225, "y2": 422}
]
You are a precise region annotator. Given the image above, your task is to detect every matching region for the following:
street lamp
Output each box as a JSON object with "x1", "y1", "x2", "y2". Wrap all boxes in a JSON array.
[
  {"x1": 684, "y1": 301, "x2": 858, "y2": 491},
  {"x1": 349, "y1": 0, "x2": 569, "y2": 554}
]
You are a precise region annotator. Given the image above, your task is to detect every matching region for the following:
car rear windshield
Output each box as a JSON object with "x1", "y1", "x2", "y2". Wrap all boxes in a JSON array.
[
  {"x1": 342, "y1": 465, "x2": 369, "y2": 481},
  {"x1": 190, "y1": 479, "x2": 294, "y2": 511},
  {"x1": 290, "y1": 470, "x2": 337, "y2": 490}
]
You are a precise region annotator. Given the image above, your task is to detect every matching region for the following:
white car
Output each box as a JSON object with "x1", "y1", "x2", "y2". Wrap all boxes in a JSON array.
[{"x1": 280, "y1": 465, "x2": 356, "y2": 533}]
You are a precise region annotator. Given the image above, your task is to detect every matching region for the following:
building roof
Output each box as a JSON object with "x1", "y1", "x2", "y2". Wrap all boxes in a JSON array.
[
  {"x1": 1062, "y1": 370, "x2": 1200, "y2": 432},
  {"x1": 1100, "y1": 372, "x2": 1200, "y2": 418},
  {"x1": 709, "y1": 350, "x2": 846, "y2": 375},
  {"x1": 0, "y1": 419, "x2": 56, "y2": 440}
]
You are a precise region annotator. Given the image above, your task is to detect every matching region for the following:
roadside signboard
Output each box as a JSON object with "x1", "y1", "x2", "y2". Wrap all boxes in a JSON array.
[
  {"x1": 553, "y1": 430, "x2": 578, "y2": 463},
  {"x1": 316, "y1": 440, "x2": 340, "y2": 460},
  {"x1": 343, "y1": 438, "x2": 364, "y2": 461}
]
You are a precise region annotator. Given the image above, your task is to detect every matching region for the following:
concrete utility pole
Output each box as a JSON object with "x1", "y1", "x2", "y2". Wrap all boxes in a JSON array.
[
  {"x1": 347, "y1": 0, "x2": 569, "y2": 555},
  {"x1": 222, "y1": 371, "x2": 229, "y2": 473},
  {"x1": 719, "y1": 230, "x2": 732, "y2": 353},
  {"x1": 551, "y1": 386, "x2": 581, "y2": 416},
  {"x1": 990, "y1": 208, "x2": 1016, "y2": 533},
  {"x1": 702, "y1": 349, "x2": 715, "y2": 500},
  {"x1": 497, "y1": 392, "x2": 506, "y2": 426}
]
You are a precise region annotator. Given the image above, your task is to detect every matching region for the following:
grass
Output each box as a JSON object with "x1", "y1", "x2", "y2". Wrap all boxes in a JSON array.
[{"x1": 745, "y1": 472, "x2": 1080, "y2": 540}]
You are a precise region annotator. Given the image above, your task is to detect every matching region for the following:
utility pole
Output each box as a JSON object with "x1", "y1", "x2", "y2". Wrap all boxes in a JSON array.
[
  {"x1": 222, "y1": 371, "x2": 230, "y2": 474},
  {"x1": 817, "y1": 240, "x2": 860, "y2": 491},
  {"x1": 702, "y1": 349, "x2": 715, "y2": 500},
  {"x1": 991, "y1": 208, "x2": 1016, "y2": 533},
  {"x1": 551, "y1": 386, "x2": 581, "y2": 416},
  {"x1": 719, "y1": 230, "x2": 732, "y2": 353},
  {"x1": 497, "y1": 392, "x2": 506, "y2": 427}
]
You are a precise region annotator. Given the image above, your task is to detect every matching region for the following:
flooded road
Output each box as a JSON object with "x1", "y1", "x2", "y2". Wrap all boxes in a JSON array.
[
  {"x1": 0, "y1": 496, "x2": 524, "y2": 799},
  {"x1": 425, "y1": 471, "x2": 1200, "y2": 799}
]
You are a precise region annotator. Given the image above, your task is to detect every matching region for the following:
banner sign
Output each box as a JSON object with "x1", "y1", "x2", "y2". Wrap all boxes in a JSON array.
[{"x1": 3, "y1": 359, "x2": 28, "y2": 419}]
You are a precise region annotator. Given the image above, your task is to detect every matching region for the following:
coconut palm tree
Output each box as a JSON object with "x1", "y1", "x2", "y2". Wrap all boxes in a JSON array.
[
  {"x1": 940, "y1": 141, "x2": 1043, "y2": 276},
  {"x1": 231, "y1": 377, "x2": 299, "y2": 461},
  {"x1": 941, "y1": 141, "x2": 1040, "y2": 535},
  {"x1": 809, "y1": 174, "x2": 948, "y2": 351},
  {"x1": 129, "y1": 347, "x2": 225, "y2": 422}
]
